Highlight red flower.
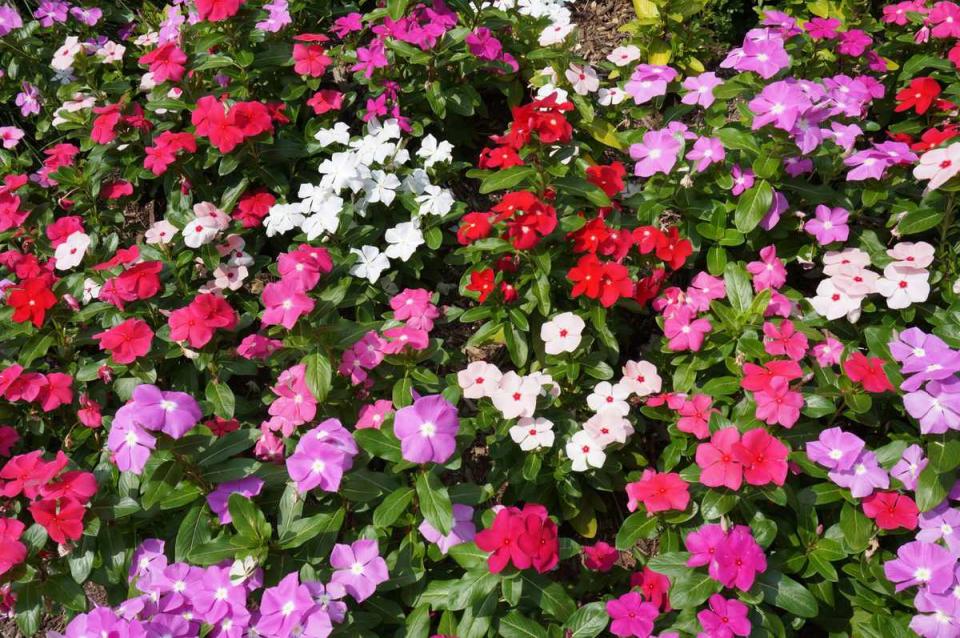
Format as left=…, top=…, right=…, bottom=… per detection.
left=40, top=471, right=97, bottom=505
left=138, top=43, right=187, bottom=83
left=99, top=261, right=163, bottom=310
left=568, top=254, right=633, bottom=307
left=36, top=372, right=73, bottom=412
left=466, top=269, right=495, bottom=302
left=195, top=0, right=244, bottom=22
left=583, top=541, right=618, bottom=572
left=625, top=469, right=690, bottom=513
left=46, top=216, right=84, bottom=248
left=568, top=218, right=610, bottom=254
left=586, top=162, right=627, bottom=197
left=169, top=294, right=238, bottom=348
left=634, top=268, right=666, bottom=306
left=731, top=429, right=788, bottom=486
left=862, top=492, right=918, bottom=530
left=910, top=126, right=960, bottom=152
left=655, top=226, right=693, bottom=270
left=306, top=90, right=344, bottom=115
left=499, top=281, right=518, bottom=303
left=843, top=352, right=894, bottom=393
left=632, top=226, right=665, bottom=255
left=234, top=189, right=276, bottom=228
left=0, top=450, right=69, bottom=499
left=457, top=212, right=492, bottom=245
left=632, top=567, right=671, bottom=611
left=516, top=506, right=560, bottom=573
left=475, top=504, right=558, bottom=574
left=29, top=497, right=85, bottom=545
left=206, top=416, right=241, bottom=436
left=101, top=180, right=134, bottom=200
left=0, top=518, right=25, bottom=576
left=478, top=146, right=524, bottom=170
left=94, top=318, right=155, bottom=365
left=90, top=103, right=123, bottom=144
left=7, top=278, right=56, bottom=327
left=895, top=77, right=942, bottom=115
left=293, top=43, right=331, bottom=77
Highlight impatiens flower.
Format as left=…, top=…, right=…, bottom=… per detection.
left=891, top=444, right=927, bottom=491
left=676, top=394, right=714, bottom=439
left=419, top=504, right=476, bottom=554
left=746, top=245, right=787, bottom=291
left=753, top=377, right=803, bottom=428
left=730, top=164, right=755, bottom=196
left=625, top=469, right=690, bottom=513
left=29, top=497, right=85, bottom=544
left=686, top=136, right=725, bottom=172
left=7, top=278, right=56, bottom=328
left=255, top=573, right=314, bottom=637
left=904, top=383, right=960, bottom=434
left=94, top=319, right=154, bottom=365
left=583, top=541, right=618, bottom=572
left=806, top=427, right=866, bottom=471
left=607, top=45, right=640, bottom=66
left=813, top=336, right=844, bottom=367
left=844, top=352, right=894, bottom=393
left=457, top=361, right=502, bottom=399
left=896, top=77, right=942, bottom=114
left=349, top=245, right=390, bottom=284
left=107, top=420, right=155, bottom=474
left=884, top=540, right=956, bottom=593
left=888, top=241, right=936, bottom=268
left=876, top=263, right=930, bottom=309
left=863, top=491, right=919, bottom=530
left=117, top=384, right=203, bottom=439
left=698, top=595, right=751, bottom=637
left=566, top=430, right=606, bottom=472
left=830, top=451, right=890, bottom=498
left=565, top=64, right=599, bottom=94
left=491, top=371, right=540, bottom=419
left=286, top=419, right=357, bottom=493
left=261, top=280, right=315, bottom=329
left=195, top=0, right=244, bottom=22
left=606, top=592, right=659, bottom=638
left=710, top=525, right=767, bottom=590
left=475, top=504, right=558, bottom=574
left=696, top=428, right=743, bottom=490
left=587, top=381, right=631, bottom=416
left=624, top=64, right=677, bottom=104
left=0, top=518, right=25, bottom=576
left=685, top=523, right=727, bottom=567
left=540, top=312, right=585, bottom=355
left=620, top=360, right=661, bottom=397
left=804, top=205, right=850, bottom=245
left=393, top=394, right=459, bottom=464
left=509, top=417, right=555, bottom=451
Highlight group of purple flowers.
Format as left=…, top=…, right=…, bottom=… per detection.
left=895, top=327, right=960, bottom=433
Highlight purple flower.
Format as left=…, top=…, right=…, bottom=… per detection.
left=685, top=136, right=725, bottom=172
left=107, top=420, right=156, bottom=474
left=305, top=581, right=348, bottom=623
left=749, top=80, right=810, bottom=131
left=845, top=141, right=917, bottom=181
left=892, top=444, right=928, bottom=492
left=189, top=566, right=246, bottom=623
left=904, top=383, right=960, bottom=434
left=805, top=17, right=841, bottom=40
left=806, top=427, right=865, bottom=471
left=61, top=608, right=126, bottom=638
left=890, top=328, right=960, bottom=391
left=286, top=435, right=351, bottom=494
left=15, top=82, right=40, bottom=117
left=256, top=0, right=292, bottom=32
left=829, top=450, right=889, bottom=498
left=70, top=6, right=101, bottom=26
left=33, top=0, right=68, bottom=27
left=393, top=394, right=459, bottom=464
left=826, top=123, right=862, bottom=152
left=0, top=5, right=22, bottom=36
left=419, top=504, right=476, bottom=554
left=884, top=540, right=956, bottom=593
left=331, top=12, right=363, bottom=38
left=681, top=72, right=723, bottom=108
left=784, top=156, right=814, bottom=176
left=352, top=40, right=388, bottom=78
left=730, top=165, right=755, bottom=196
left=255, top=573, right=314, bottom=636
left=329, top=539, right=389, bottom=602
left=804, top=205, right=850, bottom=245
left=733, top=36, right=790, bottom=79
left=624, top=64, right=677, bottom=104
left=918, top=506, right=960, bottom=554
left=630, top=129, right=681, bottom=178
left=759, top=190, right=788, bottom=231
left=130, top=538, right=167, bottom=582
left=120, top=384, right=203, bottom=439
left=207, top=477, right=265, bottom=524
left=837, top=29, right=872, bottom=56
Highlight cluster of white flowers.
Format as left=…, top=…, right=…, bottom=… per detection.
left=564, top=360, right=661, bottom=472
left=808, top=242, right=933, bottom=322
left=264, top=119, right=455, bottom=284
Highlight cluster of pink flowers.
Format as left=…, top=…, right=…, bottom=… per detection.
left=339, top=288, right=440, bottom=386
left=261, top=244, right=332, bottom=329
left=0, top=363, right=73, bottom=413
left=656, top=272, right=725, bottom=352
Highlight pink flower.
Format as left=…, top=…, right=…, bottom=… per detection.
left=710, top=525, right=767, bottom=590
left=277, top=245, right=332, bottom=291
left=237, top=334, right=283, bottom=360
left=812, top=336, right=843, bottom=367
left=94, top=318, right=154, bottom=365
left=381, top=326, right=429, bottom=354
left=629, top=129, right=681, bottom=177
left=356, top=400, right=393, bottom=430
left=626, top=469, right=690, bottom=513
left=698, top=595, right=751, bottom=637
left=753, top=377, right=803, bottom=428
left=762, top=319, right=808, bottom=361
left=686, top=136, right=725, bottom=172
left=681, top=72, right=723, bottom=108
left=732, top=429, right=788, bottom=486
left=676, top=394, right=714, bottom=439
left=746, top=245, right=787, bottom=291
left=583, top=541, right=618, bottom=572
left=696, top=428, right=743, bottom=490
left=606, top=591, right=659, bottom=638
left=663, top=307, right=711, bottom=352
left=269, top=364, right=317, bottom=427
left=390, top=288, right=439, bottom=331
left=261, top=281, right=315, bottom=329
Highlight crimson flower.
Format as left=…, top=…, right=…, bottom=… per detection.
left=895, top=77, right=941, bottom=115
left=29, top=497, right=85, bottom=544
left=7, top=277, right=56, bottom=327
left=843, top=352, right=894, bottom=393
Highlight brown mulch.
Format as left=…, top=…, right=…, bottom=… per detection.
left=573, top=0, right=636, bottom=63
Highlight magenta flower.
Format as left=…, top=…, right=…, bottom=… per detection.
left=207, top=477, right=265, bottom=524
left=394, top=394, right=459, bottom=464
left=269, top=364, right=317, bottom=427
left=884, top=540, right=956, bottom=593
left=15, top=82, right=40, bottom=117
left=465, top=27, right=502, bottom=60
left=107, top=420, right=156, bottom=474
left=255, top=573, right=315, bottom=636
left=759, top=190, right=789, bottom=231
left=837, top=29, right=872, bottom=56
left=749, top=80, right=810, bottom=131
left=34, top=0, right=68, bottom=26
left=605, top=591, right=659, bottom=638
left=331, top=12, right=363, bottom=38
left=805, top=17, right=840, bottom=40
left=419, top=504, right=476, bottom=554
left=329, top=539, right=389, bottom=602
left=763, top=319, right=808, bottom=360
left=286, top=421, right=357, bottom=495
left=746, top=245, right=787, bottom=292
left=381, top=326, right=429, bottom=354
left=805, top=205, right=850, bottom=245
left=664, top=307, right=711, bottom=352
left=710, top=525, right=767, bottom=591
left=829, top=451, right=889, bottom=497
left=391, top=288, right=439, bottom=330
left=629, top=129, right=681, bottom=177
left=754, top=377, right=803, bottom=428
left=844, top=142, right=917, bottom=181
left=686, top=523, right=727, bottom=567
left=686, top=136, right=725, bottom=172
left=117, top=384, right=203, bottom=439
left=0, top=5, right=22, bottom=36
left=262, top=280, right=315, bottom=329
left=356, top=400, right=394, bottom=429
left=806, top=427, right=865, bottom=471
left=681, top=72, right=723, bottom=108
left=352, top=41, right=389, bottom=78
left=698, top=594, right=751, bottom=637
left=189, top=565, right=246, bottom=623
left=730, top=164, right=755, bottom=196
left=736, top=37, right=790, bottom=79
left=624, top=64, right=677, bottom=104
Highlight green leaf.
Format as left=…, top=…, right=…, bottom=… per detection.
left=406, top=604, right=431, bottom=638
left=723, top=262, right=753, bottom=313
left=563, top=602, right=608, bottom=638
left=553, top=175, right=611, bottom=207
left=499, top=611, right=548, bottom=638
left=228, top=493, right=270, bottom=542
left=205, top=381, right=235, bottom=419
left=141, top=460, right=184, bottom=510
left=416, top=471, right=453, bottom=535
left=839, top=503, right=873, bottom=552
left=917, top=463, right=954, bottom=512
left=669, top=570, right=720, bottom=609
left=303, top=351, right=332, bottom=402
left=734, top=180, right=773, bottom=233
left=196, top=428, right=260, bottom=467
left=354, top=426, right=403, bottom=463
left=521, top=573, right=576, bottom=621
left=373, top=487, right=415, bottom=528
left=278, top=508, right=344, bottom=550
left=479, top=166, right=536, bottom=194
left=898, top=208, right=943, bottom=235
left=615, top=511, right=659, bottom=550
left=44, top=575, right=85, bottom=612
left=645, top=551, right=693, bottom=579
left=175, top=505, right=212, bottom=561
left=757, top=569, right=820, bottom=618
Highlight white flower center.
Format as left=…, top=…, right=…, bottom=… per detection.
left=420, top=421, right=436, bottom=437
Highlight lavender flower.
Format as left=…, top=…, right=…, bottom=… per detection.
left=207, top=477, right=265, bottom=524
left=393, top=394, right=459, bottom=464
left=15, top=82, right=40, bottom=117
left=419, top=504, right=476, bottom=554
left=884, top=540, right=956, bottom=593
left=329, top=539, right=389, bottom=602
left=828, top=450, right=889, bottom=497
left=0, top=5, right=22, bottom=36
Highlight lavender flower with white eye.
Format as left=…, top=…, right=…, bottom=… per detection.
left=34, top=0, right=68, bottom=26
left=257, top=0, right=292, bottom=32
left=891, top=444, right=927, bottom=492
left=70, top=6, right=101, bottom=25
left=15, top=83, right=40, bottom=117
left=419, top=504, right=476, bottom=554
left=0, top=5, right=22, bottom=36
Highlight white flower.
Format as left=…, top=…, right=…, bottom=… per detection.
left=607, top=45, right=641, bottom=67
left=416, top=185, right=455, bottom=216
left=52, top=36, right=82, bottom=71
left=822, top=248, right=871, bottom=276
left=364, top=170, right=401, bottom=206
left=887, top=241, right=936, bottom=269
left=97, top=41, right=126, bottom=63
left=384, top=219, right=425, bottom=262
left=403, top=169, right=432, bottom=195
left=315, top=122, right=351, bottom=147
left=139, top=72, right=157, bottom=92
left=565, top=64, right=599, bottom=95
left=809, top=277, right=864, bottom=321
left=211, top=264, right=248, bottom=291
left=876, top=263, right=930, bottom=310
left=598, top=87, right=626, bottom=106
left=145, top=220, right=178, bottom=245
left=583, top=408, right=633, bottom=447
left=831, top=264, right=879, bottom=297
left=510, top=417, right=555, bottom=451
left=134, top=32, right=159, bottom=47
left=953, top=278, right=960, bottom=294
left=491, top=371, right=540, bottom=419
left=302, top=208, right=342, bottom=240
left=619, top=360, right=662, bottom=397
left=566, top=430, right=606, bottom=472
left=914, top=142, right=960, bottom=190
left=457, top=361, right=503, bottom=399
left=540, top=312, right=585, bottom=355
left=54, top=232, right=90, bottom=270
left=82, top=278, right=101, bottom=304
left=538, top=22, right=574, bottom=46
left=586, top=381, right=630, bottom=416
left=182, top=217, right=221, bottom=248
left=417, top=134, right=454, bottom=168
left=349, top=246, right=390, bottom=284
left=535, top=83, right=569, bottom=103
left=318, top=151, right=369, bottom=194
left=527, top=371, right=561, bottom=399
left=264, top=202, right=306, bottom=238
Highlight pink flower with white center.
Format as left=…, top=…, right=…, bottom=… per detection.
left=390, top=288, right=439, bottom=331
left=624, top=64, right=677, bottom=104
left=457, top=361, right=502, bottom=399
left=822, top=247, right=872, bottom=276
left=261, top=281, right=315, bottom=329
left=145, top=220, right=178, bottom=245
left=876, top=263, right=930, bottom=309
left=193, top=201, right=231, bottom=229
left=53, top=232, right=90, bottom=270
left=812, top=335, right=843, bottom=367
left=630, top=129, right=681, bottom=177
left=809, top=278, right=864, bottom=321
left=831, top=263, right=879, bottom=297
left=491, top=371, right=540, bottom=419
left=540, top=311, right=585, bottom=355
left=887, top=241, right=935, bottom=269
left=686, top=136, right=725, bottom=171
left=356, top=400, right=393, bottom=430
left=746, top=245, right=787, bottom=291
left=0, top=126, right=24, bottom=149
left=914, top=143, right=960, bottom=190
left=381, top=326, right=429, bottom=354
left=566, top=430, right=606, bottom=472
left=619, top=360, right=662, bottom=397
left=664, top=306, right=712, bottom=352
left=681, top=72, right=723, bottom=108
left=606, top=45, right=640, bottom=66
left=565, top=63, right=599, bottom=95
left=584, top=407, right=632, bottom=446
left=269, top=364, right=317, bottom=426
left=354, top=331, right=386, bottom=369
left=509, top=417, right=555, bottom=451
left=586, top=381, right=630, bottom=416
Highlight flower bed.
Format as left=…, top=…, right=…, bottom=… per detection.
left=0, top=0, right=959, bottom=637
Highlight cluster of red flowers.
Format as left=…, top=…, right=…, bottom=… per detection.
left=478, top=94, right=574, bottom=169
left=144, top=131, right=198, bottom=176
left=474, top=503, right=559, bottom=574
left=168, top=293, right=238, bottom=349
left=91, top=102, right=153, bottom=145
left=192, top=96, right=276, bottom=154
left=233, top=188, right=277, bottom=228
left=0, top=450, right=96, bottom=575
left=0, top=364, right=72, bottom=413
left=99, top=259, right=164, bottom=311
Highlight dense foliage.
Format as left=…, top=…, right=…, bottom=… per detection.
left=2, top=0, right=960, bottom=637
